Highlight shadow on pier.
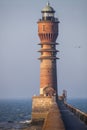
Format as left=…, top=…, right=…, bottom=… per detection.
left=58, top=100, right=87, bottom=130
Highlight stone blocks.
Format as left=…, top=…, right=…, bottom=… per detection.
left=32, top=96, right=54, bottom=122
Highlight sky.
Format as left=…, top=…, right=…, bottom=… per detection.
left=0, top=0, right=87, bottom=99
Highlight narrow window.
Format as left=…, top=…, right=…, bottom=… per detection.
left=43, top=25, right=46, bottom=31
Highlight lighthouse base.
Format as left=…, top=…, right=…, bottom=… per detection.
left=32, top=95, right=55, bottom=122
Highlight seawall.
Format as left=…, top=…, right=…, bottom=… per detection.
left=32, top=96, right=65, bottom=130
left=65, top=102, right=87, bottom=125
left=31, top=96, right=87, bottom=130
left=42, top=103, right=65, bottom=130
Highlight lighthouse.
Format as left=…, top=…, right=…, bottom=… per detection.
left=38, top=2, right=59, bottom=96
left=32, top=3, right=59, bottom=121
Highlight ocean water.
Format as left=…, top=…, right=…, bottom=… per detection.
left=0, top=99, right=32, bottom=122
left=67, top=98, right=87, bottom=113
left=0, top=98, right=87, bottom=123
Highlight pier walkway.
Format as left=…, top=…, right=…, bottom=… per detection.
left=59, top=101, right=87, bottom=130
left=42, top=103, right=65, bottom=130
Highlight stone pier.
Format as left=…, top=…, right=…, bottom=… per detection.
left=32, top=96, right=55, bottom=122
left=42, top=103, right=65, bottom=130
left=32, top=96, right=65, bottom=130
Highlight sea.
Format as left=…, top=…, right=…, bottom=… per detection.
left=0, top=98, right=87, bottom=129
left=0, top=99, right=32, bottom=129
left=67, top=98, right=87, bottom=114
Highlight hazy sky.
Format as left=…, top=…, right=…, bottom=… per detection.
left=0, top=0, right=87, bottom=99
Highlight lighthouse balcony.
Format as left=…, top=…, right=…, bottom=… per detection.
left=38, top=42, right=59, bottom=45
left=38, top=56, right=59, bottom=60
left=38, top=17, right=59, bottom=23
left=38, top=49, right=59, bottom=52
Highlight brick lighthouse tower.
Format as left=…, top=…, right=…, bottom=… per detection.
left=38, top=2, right=59, bottom=96
left=32, top=3, right=59, bottom=121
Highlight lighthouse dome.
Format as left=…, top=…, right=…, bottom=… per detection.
left=42, top=2, right=55, bottom=12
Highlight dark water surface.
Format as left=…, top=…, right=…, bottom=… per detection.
left=0, top=99, right=32, bottom=122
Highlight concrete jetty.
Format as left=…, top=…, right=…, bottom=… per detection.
left=58, top=100, right=87, bottom=130
left=32, top=96, right=87, bottom=130
left=42, top=103, right=65, bottom=130
left=65, top=102, right=87, bottom=125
